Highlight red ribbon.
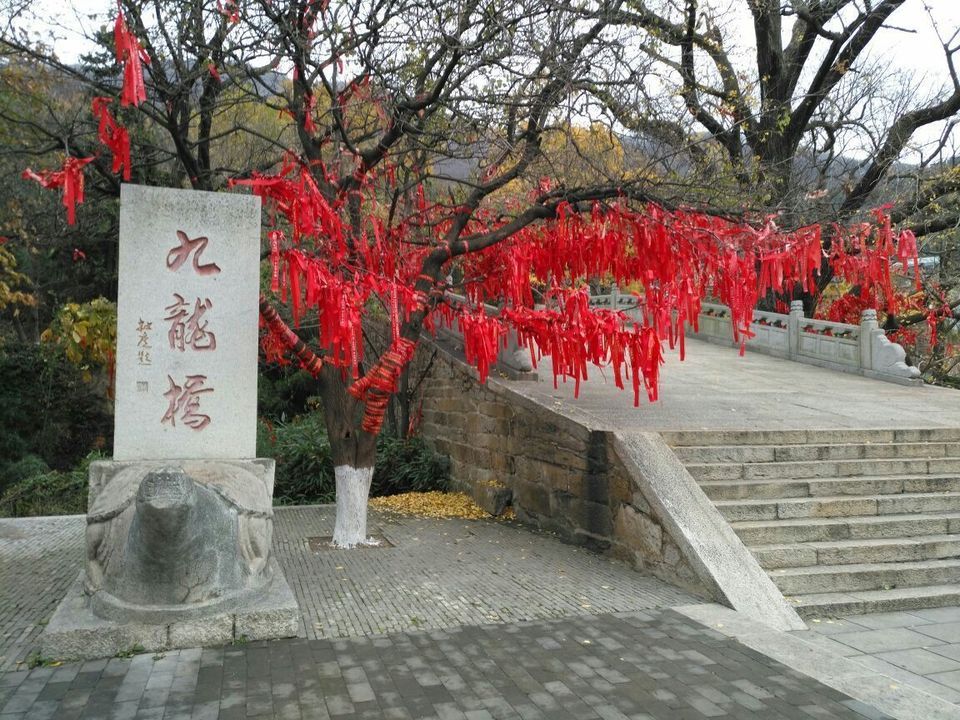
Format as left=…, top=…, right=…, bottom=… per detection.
left=22, top=156, right=95, bottom=225
left=115, top=8, right=150, bottom=107
left=91, top=97, right=131, bottom=180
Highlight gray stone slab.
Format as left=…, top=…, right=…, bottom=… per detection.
left=843, top=612, right=931, bottom=631
left=874, top=648, right=960, bottom=676
left=114, top=184, right=261, bottom=461
left=675, top=602, right=960, bottom=720
left=852, top=655, right=960, bottom=704
left=907, top=607, right=960, bottom=624
left=805, top=617, right=872, bottom=635
left=929, top=643, right=960, bottom=662
left=791, top=632, right=867, bottom=658
left=508, top=339, right=960, bottom=432
left=914, top=622, right=960, bottom=644
left=832, top=628, right=945, bottom=654
left=926, top=669, right=960, bottom=692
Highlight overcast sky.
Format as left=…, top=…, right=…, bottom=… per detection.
left=16, top=0, right=960, bottom=155
left=27, top=0, right=960, bottom=75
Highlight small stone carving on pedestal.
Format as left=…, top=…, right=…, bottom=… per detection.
left=42, top=185, right=301, bottom=660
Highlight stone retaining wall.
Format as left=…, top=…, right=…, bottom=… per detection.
left=416, top=340, right=708, bottom=598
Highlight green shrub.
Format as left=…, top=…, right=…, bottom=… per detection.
left=0, top=342, right=112, bottom=472
left=0, top=455, right=51, bottom=491
left=257, top=414, right=335, bottom=505
left=373, top=435, right=450, bottom=496
left=257, top=364, right=319, bottom=421
left=0, top=452, right=102, bottom=518
left=257, top=414, right=449, bottom=505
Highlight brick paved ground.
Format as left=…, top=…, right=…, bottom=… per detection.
left=0, top=610, right=892, bottom=720
left=273, top=506, right=695, bottom=639
left=0, top=508, right=905, bottom=718
left=1, top=507, right=694, bottom=670
left=0, top=516, right=84, bottom=672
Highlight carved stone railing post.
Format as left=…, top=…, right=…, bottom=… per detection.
left=788, top=300, right=804, bottom=359
left=860, top=308, right=921, bottom=382
left=501, top=328, right=534, bottom=374
left=860, top=308, right=878, bottom=369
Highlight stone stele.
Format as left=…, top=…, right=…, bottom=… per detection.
left=43, top=186, right=300, bottom=660
left=42, top=460, right=301, bottom=660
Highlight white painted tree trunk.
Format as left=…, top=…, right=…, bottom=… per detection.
left=332, top=465, right=374, bottom=548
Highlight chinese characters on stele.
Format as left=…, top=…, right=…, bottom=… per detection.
left=147, top=231, right=221, bottom=431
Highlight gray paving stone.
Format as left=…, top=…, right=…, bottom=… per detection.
left=905, top=607, right=960, bottom=624
left=929, top=643, right=960, bottom=662
left=839, top=612, right=930, bottom=631
left=833, top=655, right=960, bottom=704
left=926, top=669, right=960, bottom=692
left=0, top=509, right=907, bottom=720
left=914, top=621, right=960, bottom=644
left=874, top=648, right=960, bottom=675
left=831, top=627, right=944, bottom=654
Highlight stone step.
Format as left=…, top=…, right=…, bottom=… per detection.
left=769, top=558, right=960, bottom=595
left=790, top=585, right=960, bottom=618
left=673, top=441, right=960, bottom=464
left=714, top=492, right=960, bottom=522
left=699, top=474, right=960, bottom=501
left=750, top=534, right=960, bottom=569
left=732, top=512, right=960, bottom=545
left=663, top=428, right=960, bottom=447
left=687, top=457, right=960, bottom=481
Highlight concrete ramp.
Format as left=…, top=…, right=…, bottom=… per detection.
left=613, top=431, right=805, bottom=631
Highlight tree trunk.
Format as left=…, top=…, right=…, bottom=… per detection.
left=332, top=464, right=374, bottom=547
left=320, top=366, right=378, bottom=548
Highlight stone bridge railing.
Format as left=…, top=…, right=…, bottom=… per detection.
left=590, top=294, right=922, bottom=386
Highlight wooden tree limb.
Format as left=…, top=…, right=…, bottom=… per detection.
left=259, top=293, right=324, bottom=376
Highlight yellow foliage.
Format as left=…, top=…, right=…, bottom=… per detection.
left=540, top=123, right=625, bottom=185
left=369, top=491, right=515, bottom=520
left=41, top=298, right=117, bottom=384
left=488, top=122, right=627, bottom=204
left=0, top=244, right=33, bottom=312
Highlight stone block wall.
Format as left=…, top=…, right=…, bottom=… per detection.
left=417, top=341, right=709, bottom=599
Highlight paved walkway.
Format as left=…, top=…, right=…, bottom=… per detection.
left=0, top=508, right=694, bottom=672
left=1, top=507, right=912, bottom=719
left=511, top=338, right=960, bottom=431
left=804, top=608, right=960, bottom=705
left=0, top=611, right=889, bottom=720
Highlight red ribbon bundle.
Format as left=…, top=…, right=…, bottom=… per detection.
left=91, top=97, right=131, bottom=180
left=22, top=156, right=95, bottom=225
left=114, top=9, right=149, bottom=107
left=227, top=131, right=927, bottom=426
left=347, top=338, right=417, bottom=433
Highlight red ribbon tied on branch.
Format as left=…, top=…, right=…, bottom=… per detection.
left=115, top=8, right=149, bottom=107
left=22, top=156, right=95, bottom=225
left=91, top=97, right=131, bottom=180
left=897, top=229, right=921, bottom=290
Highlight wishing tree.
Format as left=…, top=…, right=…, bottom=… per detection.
left=18, top=0, right=928, bottom=546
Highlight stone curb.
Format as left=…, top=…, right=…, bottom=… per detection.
left=613, top=431, right=806, bottom=632
left=675, top=603, right=959, bottom=720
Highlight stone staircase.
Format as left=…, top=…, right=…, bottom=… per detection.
left=664, top=428, right=960, bottom=618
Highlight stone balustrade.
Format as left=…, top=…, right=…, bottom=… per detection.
left=590, top=293, right=921, bottom=386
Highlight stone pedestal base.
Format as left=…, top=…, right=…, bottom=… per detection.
left=41, top=558, right=301, bottom=661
